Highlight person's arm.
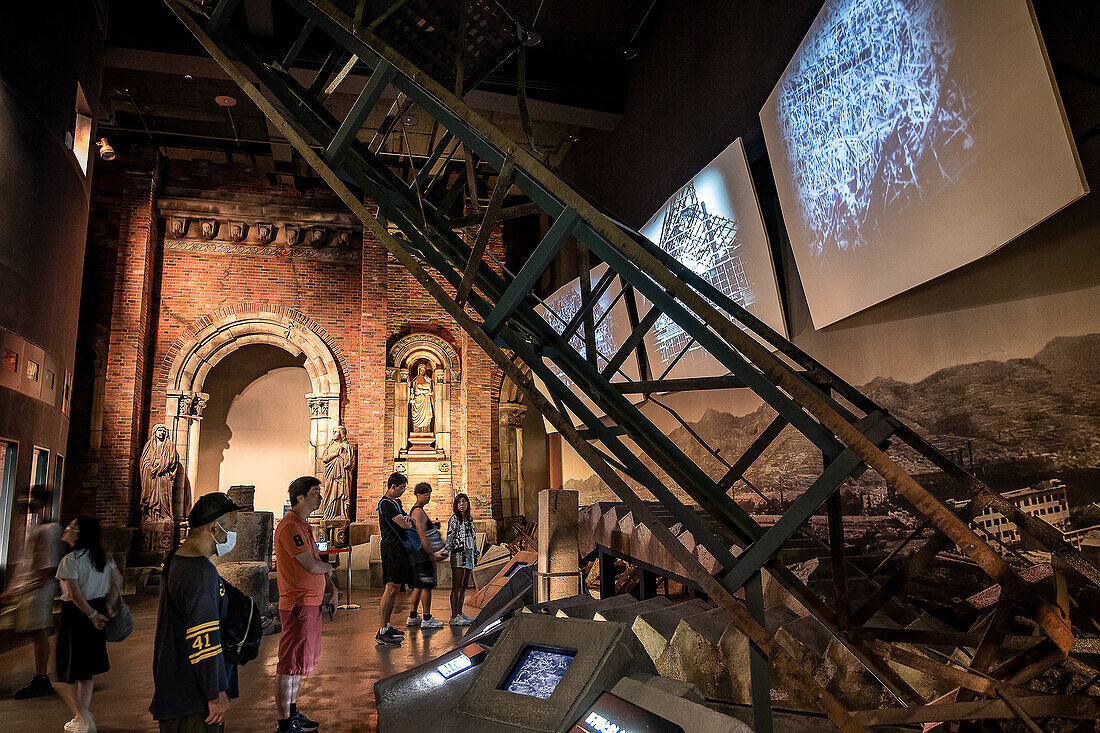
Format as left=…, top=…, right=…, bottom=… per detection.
left=60, top=578, right=108, bottom=629
left=412, top=508, right=443, bottom=561
left=294, top=550, right=334, bottom=576
left=380, top=498, right=413, bottom=529
left=443, top=515, right=459, bottom=554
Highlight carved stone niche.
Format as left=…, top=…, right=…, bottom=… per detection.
left=256, top=222, right=277, bottom=244
left=198, top=219, right=218, bottom=240
left=335, top=230, right=351, bottom=248
left=285, top=225, right=302, bottom=247
left=309, top=227, right=327, bottom=248
left=168, top=217, right=188, bottom=238
left=227, top=221, right=247, bottom=242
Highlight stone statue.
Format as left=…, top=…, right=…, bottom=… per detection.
left=410, top=364, right=434, bottom=433
left=140, top=424, right=179, bottom=523
left=321, top=425, right=356, bottom=520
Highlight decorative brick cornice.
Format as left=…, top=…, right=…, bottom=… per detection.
left=163, top=239, right=360, bottom=261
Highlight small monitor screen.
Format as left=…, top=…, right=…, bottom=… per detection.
left=501, top=645, right=577, bottom=699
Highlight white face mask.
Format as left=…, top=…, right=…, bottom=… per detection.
left=213, top=520, right=237, bottom=556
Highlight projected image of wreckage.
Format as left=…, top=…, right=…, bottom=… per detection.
left=777, top=0, right=975, bottom=256
left=652, top=182, right=755, bottom=367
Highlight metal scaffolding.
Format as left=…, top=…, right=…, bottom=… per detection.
left=165, top=2, right=1100, bottom=730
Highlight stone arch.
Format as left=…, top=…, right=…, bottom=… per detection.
left=388, top=332, right=460, bottom=382
left=159, top=304, right=345, bottom=500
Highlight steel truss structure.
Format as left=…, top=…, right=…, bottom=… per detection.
left=167, top=2, right=1100, bottom=730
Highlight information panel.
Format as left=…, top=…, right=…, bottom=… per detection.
left=638, top=138, right=786, bottom=381
left=761, top=0, right=1087, bottom=328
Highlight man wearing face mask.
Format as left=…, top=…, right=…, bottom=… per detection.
left=151, top=492, right=241, bottom=732
left=273, top=476, right=337, bottom=733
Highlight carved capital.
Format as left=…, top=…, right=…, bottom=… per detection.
left=500, top=402, right=527, bottom=427
left=309, top=227, right=327, bottom=248
left=167, top=217, right=188, bottom=238
left=308, top=396, right=330, bottom=417
left=227, top=221, right=247, bottom=242
left=285, top=225, right=302, bottom=247
left=385, top=367, right=399, bottom=381
left=256, top=222, right=277, bottom=244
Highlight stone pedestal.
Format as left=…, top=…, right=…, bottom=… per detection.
left=216, top=561, right=269, bottom=614
left=226, top=485, right=256, bottom=512
left=138, top=520, right=176, bottom=565
left=537, top=489, right=580, bottom=602
left=323, top=518, right=349, bottom=548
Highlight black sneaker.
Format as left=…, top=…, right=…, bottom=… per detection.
left=375, top=628, right=403, bottom=645
left=13, top=675, right=55, bottom=699
left=274, top=720, right=305, bottom=733
left=293, top=711, right=319, bottom=732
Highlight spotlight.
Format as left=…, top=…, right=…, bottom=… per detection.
left=616, top=45, right=639, bottom=61
left=520, top=29, right=541, bottom=47
left=214, top=95, right=237, bottom=108
left=97, top=138, right=116, bottom=161
left=563, top=132, right=580, bottom=143
left=401, top=114, right=418, bottom=127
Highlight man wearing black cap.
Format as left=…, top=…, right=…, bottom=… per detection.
left=150, top=493, right=240, bottom=732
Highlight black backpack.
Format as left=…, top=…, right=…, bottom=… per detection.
left=219, top=579, right=261, bottom=666
left=163, top=553, right=262, bottom=667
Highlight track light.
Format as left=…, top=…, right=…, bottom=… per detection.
left=97, top=138, right=115, bottom=161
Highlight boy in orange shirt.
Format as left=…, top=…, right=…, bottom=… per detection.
left=273, top=476, right=338, bottom=733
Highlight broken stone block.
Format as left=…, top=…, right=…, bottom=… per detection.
left=657, top=608, right=734, bottom=701
left=632, top=598, right=712, bottom=665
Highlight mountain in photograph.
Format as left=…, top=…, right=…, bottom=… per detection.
left=565, top=333, right=1100, bottom=510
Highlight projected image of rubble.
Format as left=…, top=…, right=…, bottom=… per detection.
left=652, top=182, right=755, bottom=367
left=543, top=278, right=619, bottom=382
left=502, top=647, right=575, bottom=699
left=777, top=0, right=976, bottom=256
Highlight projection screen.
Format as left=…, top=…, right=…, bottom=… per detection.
left=533, top=263, right=642, bottom=421
left=638, top=137, right=787, bottom=381
left=760, top=0, right=1087, bottom=328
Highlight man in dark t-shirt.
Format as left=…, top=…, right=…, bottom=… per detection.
left=375, top=472, right=413, bottom=645
left=151, top=493, right=241, bottom=732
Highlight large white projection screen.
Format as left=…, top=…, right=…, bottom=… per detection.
left=639, top=138, right=787, bottom=381
left=761, top=0, right=1087, bottom=328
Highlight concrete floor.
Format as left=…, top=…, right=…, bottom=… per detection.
left=0, top=590, right=467, bottom=733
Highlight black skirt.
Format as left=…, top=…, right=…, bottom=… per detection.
left=56, top=597, right=110, bottom=683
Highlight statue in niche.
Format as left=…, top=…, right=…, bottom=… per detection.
left=321, top=425, right=356, bottom=520
left=410, top=363, right=435, bottom=433
left=140, top=424, right=179, bottom=523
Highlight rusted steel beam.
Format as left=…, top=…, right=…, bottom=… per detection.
left=448, top=202, right=543, bottom=228
left=853, top=695, right=1100, bottom=725
left=613, top=375, right=748, bottom=394
left=868, top=641, right=1034, bottom=698
left=827, top=492, right=851, bottom=630
left=719, top=414, right=788, bottom=491
left=456, top=156, right=513, bottom=306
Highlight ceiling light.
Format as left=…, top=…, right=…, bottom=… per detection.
left=183, top=74, right=193, bottom=80
left=97, top=138, right=116, bottom=161
left=564, top=132, right=580, bottom=143
left=520, top=29, right=541, bottom=47
left=215, top=95, right=237, bottom=108
left=616, top=45, right=639, bottom=61
left=401, top=114, right=418, bottom=126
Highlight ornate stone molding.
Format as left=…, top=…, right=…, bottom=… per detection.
left=388, top=332, right=460, bottom=375
left=308, top=395, right=330, bottom=417
left=163, top=240, right=360, bottom=261
left=499, top=402, right=527, bottom=427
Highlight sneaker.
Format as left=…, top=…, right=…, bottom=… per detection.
left=405, top=614, right=422, bottom=627
left=274, top=720, right=305, bottom=733
left=13, top=674, right=55, bottom=699
left=375, top=628, right=403, bottom=646
left=292, top=711, right=319, bottom=732
left=459, top=612, right=475, bottom=623
left=449, top=615, right=472, bottom=626
left=63, top=718, right=85, bottom=733
left=421, top=616, right=444, bottom=629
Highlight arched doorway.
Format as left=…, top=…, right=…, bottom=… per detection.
left=161, top=305, right=344, bottom=516
left=196, top=345, right=311, bottom=515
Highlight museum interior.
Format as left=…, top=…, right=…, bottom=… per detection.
left=1, top=0, right=1099, bottom=731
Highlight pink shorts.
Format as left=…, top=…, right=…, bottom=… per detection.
left=276, top=605, right=322, bottom=675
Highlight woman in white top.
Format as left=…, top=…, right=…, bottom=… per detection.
left=55, top=516, right=120, bottom=733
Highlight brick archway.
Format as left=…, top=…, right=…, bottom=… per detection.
left=160, top=304, right=345, bottom=499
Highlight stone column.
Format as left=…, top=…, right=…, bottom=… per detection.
left=547, top=432, right=563, bottom=490
left=537, top=488, right=579, bottom=602
left=165, top=390, right=207, bottom=518
left=307, top=393, right=340, bottom=471
left=392, top=368, right=409, bottom=458
left=499, top=403, right=526, bottom=519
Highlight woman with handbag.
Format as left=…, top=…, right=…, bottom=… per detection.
left=445, top=493, right=479, bottom=626
left=54, top=516, right=121, bottom=733
left=405, top=482, right=446, bottom=630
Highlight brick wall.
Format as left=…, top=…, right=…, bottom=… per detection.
left=83, top=153, right=504, bottom=530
